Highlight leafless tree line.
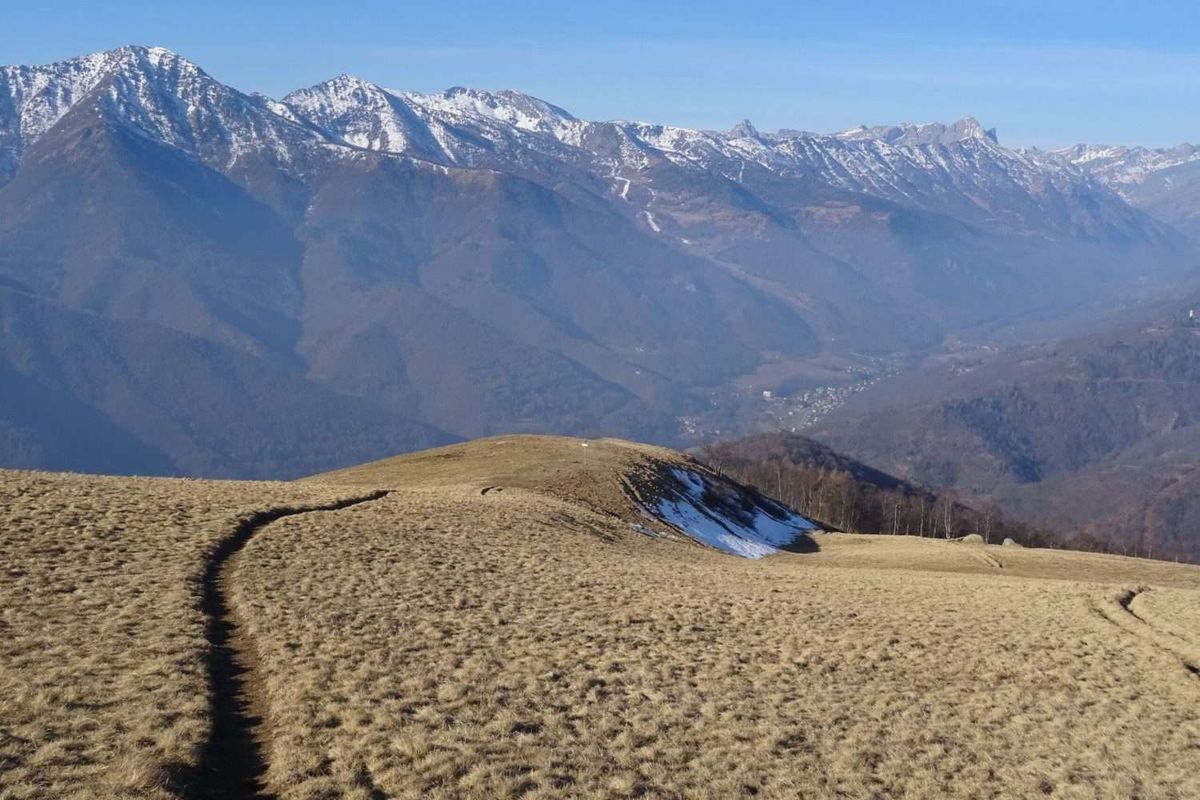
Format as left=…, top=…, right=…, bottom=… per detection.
left=699, top=440, right=1197, bottom=562
left=701, top=449, right=1073, bottom=548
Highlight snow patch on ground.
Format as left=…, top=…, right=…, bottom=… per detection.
left=649, top=468, right=817, bottom=559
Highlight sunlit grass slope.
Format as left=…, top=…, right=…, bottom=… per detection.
left=3, top=435, right=1199, bottom=799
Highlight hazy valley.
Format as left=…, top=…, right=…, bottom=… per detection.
left=0, top=47, right=1196, bottom=461
left=811, top=295, right=1200, bottom=561
left=3, top=44, right=1199, bottom=557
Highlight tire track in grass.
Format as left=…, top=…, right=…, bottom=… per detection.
left=1093, top=586, right=1200, bottom=681
left=969, top=549, right=1004, bottom=569
left=1127, top=591, right=1199, bottom=646
left=184, top=490, right=389, bottom=800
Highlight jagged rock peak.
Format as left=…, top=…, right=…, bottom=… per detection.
left=726, top=119, right=761, bottom=140
left=836, top=116, right=999, bottom=146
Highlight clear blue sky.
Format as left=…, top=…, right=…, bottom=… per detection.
left=5, top=1, right=1198, bottom=148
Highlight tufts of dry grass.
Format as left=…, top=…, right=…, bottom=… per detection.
left=4, top=435, right=1200, bottom=799
left=0, top=470, right=360, bottom=800
left=227, top=437, right=1200, bottom=799
left=799, top=530, right=1200, bottom=587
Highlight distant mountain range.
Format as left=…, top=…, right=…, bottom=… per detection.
left=1049, top=143, right=1200, bottom=238
left=1, top=45, right=1198, bottom=477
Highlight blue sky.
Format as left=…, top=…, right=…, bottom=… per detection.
left=5, top=1, right=1198, bottom=148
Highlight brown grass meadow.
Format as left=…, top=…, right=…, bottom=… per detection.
left=4, top=435, right=1200, bottom=799
left=0, top=470, right=370, bottom=799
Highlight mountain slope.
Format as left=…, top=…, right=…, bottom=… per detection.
left=695, top=431, right=1071, bottom=547
left=0, top=288, right=448, bottom=477
left=813, top=301, right=1200, bottom=560
left=1052, top=143, right=1200, bottom=238
left=0, top=101, right=306, bottom=359
left=1, top=46, right=1198, bottom=477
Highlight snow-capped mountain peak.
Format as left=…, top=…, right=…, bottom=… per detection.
left=0, top=45, right=321, bottom=172
left=725, top=119, right=762, bottom=140
left=1, top=45, right=180, bottom=149
left=286, top=73, right=393, bottom=114
left=398, top=86, right=577, bottom=135
left=283, top=74, right=428, bottom=153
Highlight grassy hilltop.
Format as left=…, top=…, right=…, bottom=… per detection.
left=3, top=435, right=1199, bottom=799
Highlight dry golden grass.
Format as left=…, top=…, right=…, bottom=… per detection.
left=4, top=435, right=1200, bottom=799
left=0, top=470, right=363, bottom=799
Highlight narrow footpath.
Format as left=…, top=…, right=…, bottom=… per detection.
left=184, top=491, right=388, bottom=800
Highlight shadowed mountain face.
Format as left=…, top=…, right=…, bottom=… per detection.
left=813, top=298, right=1200, bottom=561
left=1, top=45, right=1198, bottom=477
left=0, top=288, right=448, bottom=477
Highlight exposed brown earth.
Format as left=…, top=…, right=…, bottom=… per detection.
left=187, top=493, right=390, bottom=800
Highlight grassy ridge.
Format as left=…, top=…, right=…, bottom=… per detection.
left=3, top=436, right=1200, bottom=798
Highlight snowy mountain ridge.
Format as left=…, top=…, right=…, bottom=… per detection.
left=1052, top=142, right=1200, bottom=186
left=0, top=45, right=326, bottom=177
left=1038, top=142, right=1200, bottom=238
left=0, top=45, right=1111, bottom=220
left=0, top=45, right=1188, bottom=244
left=830, top=116, right=998, bottom=146
left=273, top=74, right=1144, bottom=232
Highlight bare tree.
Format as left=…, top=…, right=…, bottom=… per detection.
left=981, top=501, right=1001, bottom=544
left=935, top=491, right=958, bottom=538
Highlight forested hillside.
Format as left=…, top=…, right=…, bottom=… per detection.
left=696, top=433, right=1095, bottom=550
left=814, top=307, right=1200, bottom=562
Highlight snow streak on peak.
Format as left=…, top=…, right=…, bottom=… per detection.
left=399, top=86, right=577, bottom=135
left=1052, top=142, right=1200, bottom=186
left=0, top=45, right=321, bottom=170
left=833, top=116, right=998, bottom=147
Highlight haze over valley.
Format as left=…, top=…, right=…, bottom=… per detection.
left=2, top=46, right=1199, bottom=557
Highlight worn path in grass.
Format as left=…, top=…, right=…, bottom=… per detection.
left=8, top=439, right=1200, bottom=799
left=185, top=491, right=389, bottom=800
